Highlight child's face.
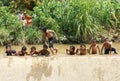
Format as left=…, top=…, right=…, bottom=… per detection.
left=22, top=50, right=26, bottom=53
left=31, top=49, right=35, bottom=51
left=92, top=41, right=96, bottom=45
left=70, top=47, right=74, bottom=51
left=6, top=47, right=11, bottom=51
left=80, top=45, right=85, bottom=49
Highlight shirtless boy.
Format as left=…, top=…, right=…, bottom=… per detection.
left=17, top=46, right=28, bottom=56
left=30, top=46, right=38, bottom=55
left=5, top=45, right=16, bottom=56
left=40, top=26, right=58, bottom=55
left=89, top=40, right=100, bottom=54
left=38, top=44, right=50, bottom=56
left=66, top=45, right=76, bottom=55
left=101, top=38, right=117, bottom=54
left=76, top=44, right=88, bottom=55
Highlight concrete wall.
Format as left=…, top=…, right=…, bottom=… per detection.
left=0, top=55, right=120, bottom=81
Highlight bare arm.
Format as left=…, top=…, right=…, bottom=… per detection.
left=66, top=49, right=69, bottom=54
left=97, top=46, right=101, bottom=54
left=101, top=44, right=105, bottom=54
left=42, top=34, right=48, bottom=45
left=76, top=49, right=80, bottom=55
left=109, top=44, right=112, bottom=54
left=89, top=45, right=92, bottom=54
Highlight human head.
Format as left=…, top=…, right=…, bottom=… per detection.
left=31, top=46, right=36, bottom=51
left=6, top=45, right=11, bottom=51
left=70, top=45, right=75, bottom=51
left=21, top=46, right=27, bottom=52
left=104, top=38, right=109, bottom=42
left=40, top=26, right=47, bottom=33
left=43, top=44, right=48, bottom=49
left=80, top=43, right=86, bottom=49
left=92, top=39, right=97, bottom=44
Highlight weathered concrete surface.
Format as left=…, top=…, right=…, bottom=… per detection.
left=0, top=55, right=120, bottom=81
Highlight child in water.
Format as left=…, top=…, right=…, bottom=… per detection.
left=76, top=44, right=88, bottom=55
left=89, top=40, right=100, bottom=54
left=5, top=45, right=16, bottom=56
left=38, top=44, right=50, bottom=56
left=17, top=46, right=28, bottom=56
left=66, top=45, right=76, bottom=55
left=29, top=46, right=38, bottom=55
left=101, top=38, right=118, bottom=54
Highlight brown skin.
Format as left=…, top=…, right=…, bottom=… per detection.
left=39, top=49, right=50, bottom=56
left=66, top=47, right=75, bottom=55
left=76, top=46, right=88, bottom=55
left=30, top=50, right=38, bottom=55
left=17, top=50, right=28, bottom=56
left=6, top=47, right=17, bottom=56
left=101, top=40, right=111, bottom=54
left=89, top=42, right=100, bottom=54
left=41, top=29, right=58, bottom=55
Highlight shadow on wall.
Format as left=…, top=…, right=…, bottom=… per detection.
left=26, top=58, right=52, bottom=81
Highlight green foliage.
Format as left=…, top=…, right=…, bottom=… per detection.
left=0, top=6, right=22, bottom=45
left=0, top=6, right=42, bottom=45
left=33, top=0, right=120, bottom=43
left=0, top=0, right=120, bottom=45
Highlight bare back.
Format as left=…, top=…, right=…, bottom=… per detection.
left=43, top=30, right=55, bottom=39
left=103, top=42, right=111, bottom=49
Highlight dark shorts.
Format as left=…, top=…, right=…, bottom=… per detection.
left=104, top=48, right=117, bottom=54
left=104, top=49, right=110, bottom=54
left=48, top=37, right=55, bottom=48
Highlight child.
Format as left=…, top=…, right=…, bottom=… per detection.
left=101, top=38, right=118, bottom=54
left=29, top=46, right=38, bottom=55
left=40, top=26, right=58, bottom=55
left=17, top=46, right=28, bottom=56
left=89, top=40, right=100, bottom=54
left=66, top=45, right=76, bottom=55
left=38, top=44, right=50, bottom=56
left=5, top=45, right=16, bottom=56
left=76, top=44, right=88, bottom=55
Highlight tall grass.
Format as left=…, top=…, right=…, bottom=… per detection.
left=0, top=0, right=120, bottom=45
left=33, top=0, right=120, bottom=43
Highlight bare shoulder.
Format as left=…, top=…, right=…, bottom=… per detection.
left=47, top=29, right=55, bottom=33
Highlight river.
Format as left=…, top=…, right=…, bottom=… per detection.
left=0, top=43, right=120, bottom=55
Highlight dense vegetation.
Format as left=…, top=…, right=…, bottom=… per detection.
left=0, top=0, right=120, bottom=45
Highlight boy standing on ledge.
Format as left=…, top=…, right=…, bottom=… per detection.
left=40, top=26, right=58, bottom=55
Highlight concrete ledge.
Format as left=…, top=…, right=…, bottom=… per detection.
left=0, top=55, right=120, bottom=81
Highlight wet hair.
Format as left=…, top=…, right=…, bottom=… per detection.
left=11, top=50, right=16, bottom=53
left=80, top=43, right=86, bottom=48
left=31, top=46, right=36, bottom=50
left=6, top=44, right=11, bottom=49
left=104, top=38, right=109, bottom=42
left=92, top=40, right=97, bottom=43
left=40, top=26, right=47, bottom=32
left=22, top=46, right=27, bottom=51
left=70, top=45, right=75, bottom=51
left=43, top=44, right=48, bottom=49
